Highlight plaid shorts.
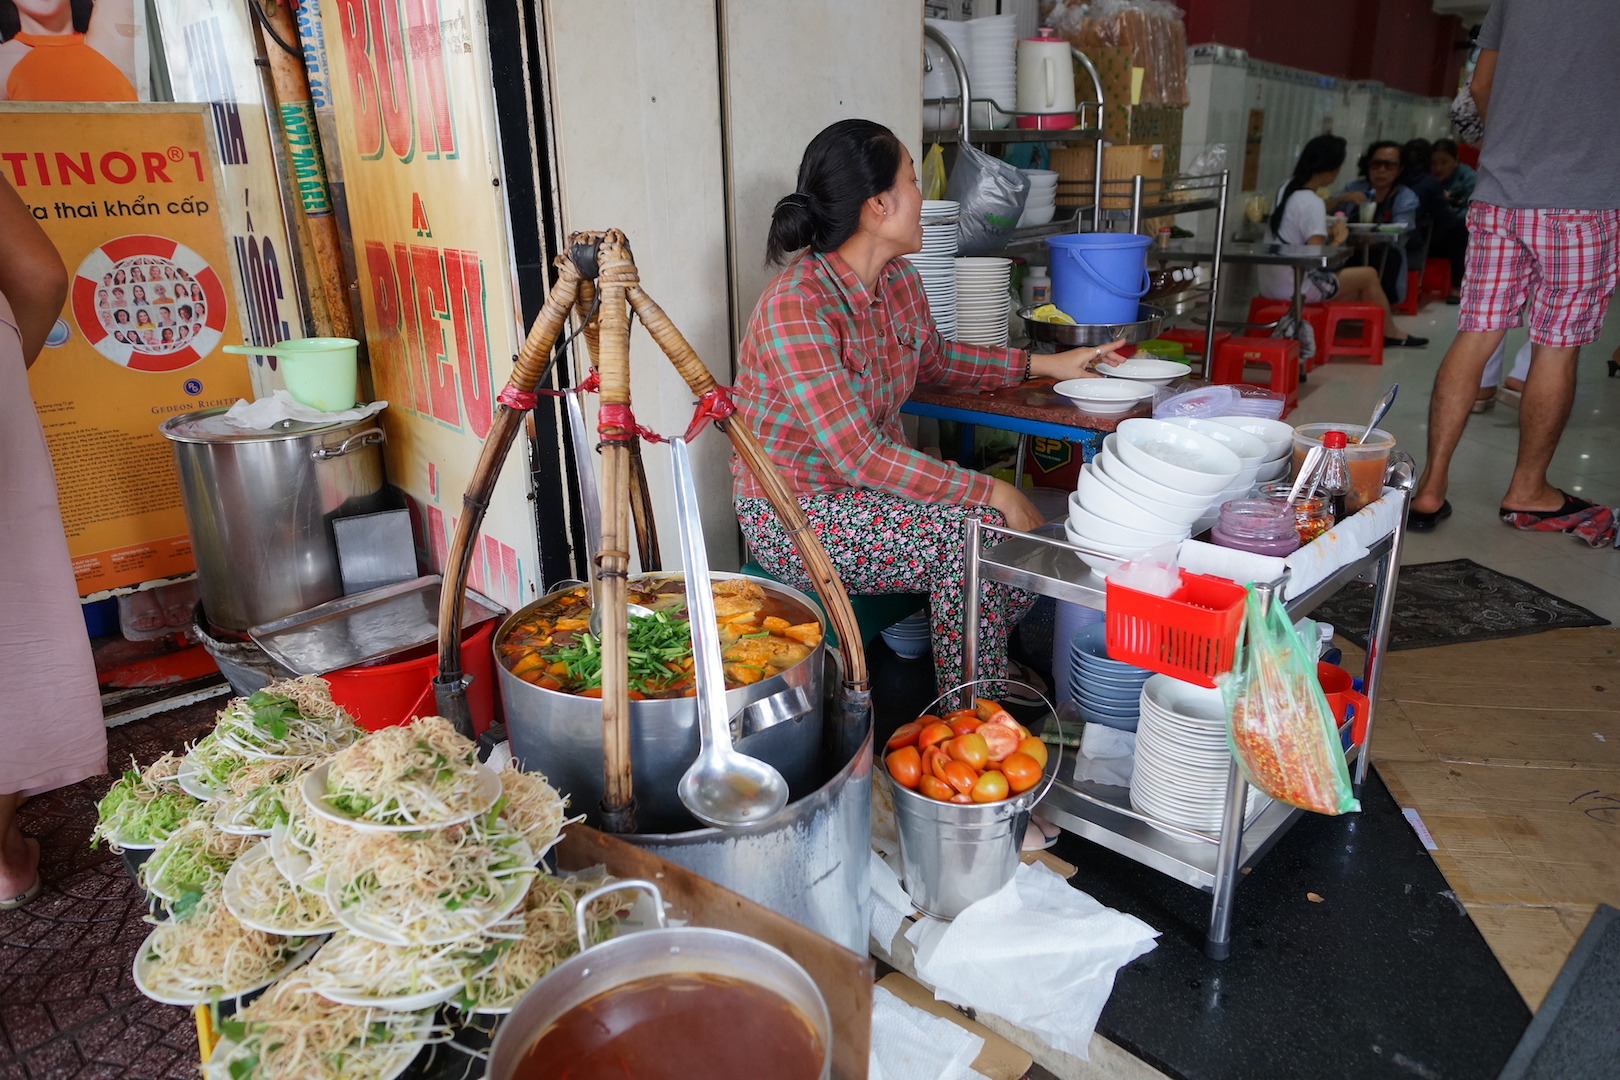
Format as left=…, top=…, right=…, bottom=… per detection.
left=1458, top=202, right=1620, bottom=347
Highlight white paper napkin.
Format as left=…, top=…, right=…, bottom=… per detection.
left=222, top=390, right=387, bottom=430
left=868, top=985, right=990, bottom=1080
left=869, top=848, right=914, bottom=951
left=906, top=862, right=1158, bottom=1060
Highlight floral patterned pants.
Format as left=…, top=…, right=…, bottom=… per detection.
left=736, top=489, right=1036, bottom=694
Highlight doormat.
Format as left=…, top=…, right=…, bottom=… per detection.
left=1496, top=904, right=1620, bottom=1080
left=1311, top=558, right=1609, bottom=651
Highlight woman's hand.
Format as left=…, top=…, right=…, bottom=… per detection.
left=1335, top=190, right=1367, bottom=206
left=1328, top=218, right=1349, bottom=245
left=986, top=478, right=1044, bottom=532
left=1027, top=339, right=1128, bottom=382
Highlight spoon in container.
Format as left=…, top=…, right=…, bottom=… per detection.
left=567, top=391, right=655, bottom=636
left=1285, top=445, right=1325, bottom=508
left=1355, top=384, right=1398, bottom=444
left=671, top=437, right=788, bottom=828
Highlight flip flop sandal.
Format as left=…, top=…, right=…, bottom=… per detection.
left=1407, top=500, right=1451, bottom=531
left=1021, top=822, right=1060, bottom=852
left=0, top=876, right=42, bottom=911
left=1500, top=490, right=1594, bottom=529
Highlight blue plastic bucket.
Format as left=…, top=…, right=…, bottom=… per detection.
left=1046, top=233, right=1152, bottom=324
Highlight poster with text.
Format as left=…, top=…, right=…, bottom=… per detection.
left=0, top=0, right=149, bottom=102
left=311, top=0, right=537, bottom=612
left=2, top=103, right=253, bottom=595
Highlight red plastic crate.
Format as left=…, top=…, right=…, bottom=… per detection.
left=1105, top=571, right=1248, bottom=688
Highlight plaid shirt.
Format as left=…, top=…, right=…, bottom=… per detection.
left=732, top=250, right=1024, bottom=506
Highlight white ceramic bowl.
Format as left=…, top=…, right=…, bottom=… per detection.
left=1114, top=419, right=1243, bottom=496
left=1082, top=463, right=1206, bottom=526
left=1052, top=378, right=1153, bottom=417
left=1100, top=358, right=1192, bottom=387
left=1256, top=457, right=1291, bottom=483
left=1098, top=437, right=1214, bottom=511
left=1069, top=504, right=1187, bottom=547
left=1071, top=480, right=1184, bottom=534
left=1163, top=417, right=1268, bottom=465
left=1061, top=520, right=1135, bottom=576
left=1207, top=416, right=1294, bottom=460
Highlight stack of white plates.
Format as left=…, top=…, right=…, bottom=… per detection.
left=1069, top=623, right=1150, bottom=730
left=908, top=202, right=961, bottom=337
left=1131, top=674, right=1265, bottom=833
left=967, top=15, right=1018, bottom=129
left=954, top=257, right=1012, bottom=347
left=1018, top=169, right=1058, bottom=227
left=879, top=610, right=932, bottom=660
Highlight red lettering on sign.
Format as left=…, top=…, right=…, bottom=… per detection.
left=99, top=152, right=136, bottom=184
left=1, top=153, right=25, bottom=185
left=405, top=0, right=453, bottom=158
left=424, top=503, right=447, bottom=571
left=335, top=0, right=382, bottom=157
left=409, top=244, right=459, bottom=426
left=444, top=248, right=492, bottom=438
left=141, top=152, right=172, bottom=183
left=55, top=152, right=93, bottom=185
left=370, top=0, right=414, bottom=161
left=391, top=241, right=431, bottom=415
left=32, top=153, right=51, bottom=185
left=362, top=239, right=411, bottom=406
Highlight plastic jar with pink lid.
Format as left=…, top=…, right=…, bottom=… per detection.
left=1211, top=499, right=1301, bottom=557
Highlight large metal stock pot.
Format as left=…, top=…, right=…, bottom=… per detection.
left=160, top=407, right=387, bottom=633
left=497, top=572, right=826, bottom=835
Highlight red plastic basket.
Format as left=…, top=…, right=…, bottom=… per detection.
left=1105, top=571, right=1248, bottom=688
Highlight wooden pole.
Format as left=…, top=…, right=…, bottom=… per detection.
left=255, top=0, right=352, bottom=338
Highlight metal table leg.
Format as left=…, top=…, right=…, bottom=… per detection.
left=1354, top=485, right=1410, bottom=788
left=962, top=516, right=982, bottom=687
left=1204, top=758, right=1248, bottom=960
left=1013, top=434, right=1028, bottom=490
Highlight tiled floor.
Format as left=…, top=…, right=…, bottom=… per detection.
left=1287, top=304, right=1620, bottom=623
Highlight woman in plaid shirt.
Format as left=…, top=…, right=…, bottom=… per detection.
left=734, top=119, right=1124, bottom=698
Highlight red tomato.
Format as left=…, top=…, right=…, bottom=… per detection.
left=918, top=722, right=955, bottom=751
left=970, top=769, right=1010, bottom=803
left=980, top=723, right=1021, bottom=762
left=922, top=746, right=951, bottom=784
left=985, top=715, right=1032, bottom=741
left=885, top=746, right=921, bottom=789
left=1017, top=736, right=1049, bottom=770
left=942, top=760, right=979, bottom=796
left=1000, top=752, right=1043, bottom=793
left=886, top=722, right=923, bottom=750
left=918, top=775, right=955, bottom=802
left=974, top=698, right=1016, bottom=725
left=947, top=715, right=983, bottom=737
left=947, top=732, right=990, bottom=771
left=950, top=794, right=974, bottom=804
left=944, top=709, right=980, bottom=727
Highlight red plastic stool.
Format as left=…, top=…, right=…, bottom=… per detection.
left=1210, top=336, right=1299, bottom=417
left=1392, top=270, right=1420, bottom=315
left=1246, top=298, right=1331, bottom=370
left=1320, top=301, right=1385, bottom=364
left=1156, top=328, right=1230, bottom=374
left=1420, top=258, right=1452, bottom=304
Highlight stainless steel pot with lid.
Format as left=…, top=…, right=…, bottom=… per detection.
left=160, top=407, right=389, bottom=634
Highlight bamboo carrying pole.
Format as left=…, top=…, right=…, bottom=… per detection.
left=254, top=0, right=352, bottom=339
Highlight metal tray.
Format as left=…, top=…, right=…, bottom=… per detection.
left=249, top=575, right=504, bottom=676
left=1019, top=303, right=1165, bottom=347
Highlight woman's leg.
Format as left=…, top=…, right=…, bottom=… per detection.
left=0, top=792, right=40, bottom=902
left=738, top=490, right=1035, bottom=695
left=1335, top=265, right=1413, bottom=341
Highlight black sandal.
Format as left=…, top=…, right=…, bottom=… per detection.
left=1499, top=490, right=1594, bottom=524
left=1407, top=500, right=1451, bottom=531
left=1385, top=335, right=1429, bottom=348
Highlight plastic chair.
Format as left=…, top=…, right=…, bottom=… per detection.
left=1320, top=301, right=1385, bottom=365
left=1420, top=258, right=1452, bottom=304
left=1156, top=328, right=1231, bottom=375
left=740, top=560, right=926, bottom=649
left=1245, top=298, right=1330, bottom=371
left=1393, top=270, right=1421, bottom=316
left=1209, top=337, right=1299, bottom=417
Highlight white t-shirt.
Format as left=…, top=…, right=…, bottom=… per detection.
left=1259, top=183, right=1326, bottom=299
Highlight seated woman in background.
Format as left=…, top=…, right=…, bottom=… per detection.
left=1431, top=138, right=1475, bottom=207
left=1327, top=140, right=1420, bottom=307
left=1400, top=138, right=1466, bottom=304
left=1261, top=134, right=1426, bottom=347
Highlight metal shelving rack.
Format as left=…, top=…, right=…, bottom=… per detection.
left=959, top=463, right=1416, bottom=959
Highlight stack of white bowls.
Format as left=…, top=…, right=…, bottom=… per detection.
left=1064, top=419, right=1243, bottom=576
left=922, top=19, right=972, bottom=130
left=906, top=200, right=961, bottom=338
left=1018, top=169, right=1059, bottom=227
left=1209, top=416, right=1294, bottom=487
left=1131, top=674, right=1265, bottom=834
left=1161, top=417, right=1270, bottom=535
left=967, top=15, right=1018, bottom=129
left=954, top=257, right=1012, bottom=347
left=879, top=610, right=931, bottom=659
left=1069, top=623, right=1151, bottom=730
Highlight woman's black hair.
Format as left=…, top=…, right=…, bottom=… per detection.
left=1401, top=138, right=1433, bottom=179
left=1269, top=134, right=1347, bottom=236
left=766, top=119, right=904, bottom=265
left=0, top=0, right=95, bottom=41
left=1357, top=140, right=1404, bottom=180
left=1432, top=137, right=1459, bottom=160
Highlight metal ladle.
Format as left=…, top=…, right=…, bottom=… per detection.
left=1356, top=383, right=1398, bottom=444
left=567, top=390, right=654, bottom=637
left=670, top=436, right=789, bottom=828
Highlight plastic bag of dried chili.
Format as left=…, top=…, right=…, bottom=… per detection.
left=1220, top=587, right=1359, bottom=815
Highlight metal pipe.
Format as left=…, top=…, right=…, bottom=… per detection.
left=1354, top=463, right=1414, bottom=787
left=1130, top=174, right=1144, bottom=237
left=961, top=516, right=982, bottom=692
left=1204, top=169, right=1230, bottom=362
left=1205, top=574, right=1267, bottom=960
left=1070, top=47, right=1106, bottom=233
left=923, top=24, right=973, bottom=149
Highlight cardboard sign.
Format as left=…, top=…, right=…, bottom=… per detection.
left=2, top=103, right=252, bottom=595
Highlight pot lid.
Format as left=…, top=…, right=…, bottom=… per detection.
left=159, top=406, right=361, bottom=444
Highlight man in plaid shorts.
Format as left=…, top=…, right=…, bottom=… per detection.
left=1409, top=0, right=1620, bottom=531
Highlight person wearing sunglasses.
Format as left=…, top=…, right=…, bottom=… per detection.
left=1329, top=141, right=1423, bottom=319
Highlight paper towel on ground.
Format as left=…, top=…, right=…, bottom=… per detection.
left=869, top=848, right=914, bottom=951
left=907, top=862, right=1158, bottom=1060
left=868, top=985, right=991, bottom=1080
left=223, top=391, right=387, bottom=430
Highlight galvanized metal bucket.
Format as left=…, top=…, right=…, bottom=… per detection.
left=886, top=679, right=1062, bottom=920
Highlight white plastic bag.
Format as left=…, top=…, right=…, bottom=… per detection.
left=945, top=143, right=1029, bottom=256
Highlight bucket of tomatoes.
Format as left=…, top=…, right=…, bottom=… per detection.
left=881, top=680, right=1062, bottom=920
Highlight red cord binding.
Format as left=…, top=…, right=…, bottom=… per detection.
left=496, top=385, right=538, bottom=410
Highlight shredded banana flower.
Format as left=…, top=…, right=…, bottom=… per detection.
left=225, top=842, right=339, bottom=935
left=322, top=716, right=487, bottom=827
left=140, top=893, right=308, bottom=1000
left=139, top=818, right=254, bottom=905
left=304, top=930, right=512, bottom=1003
left=495, top=766, right=579, bottom=854
left=458, top=873, right=628, bottom=1012
left=204, top=973, right=443, bottom=1080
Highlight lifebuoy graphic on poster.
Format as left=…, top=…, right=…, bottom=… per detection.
left=72, top=234, right=228, bottom=372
